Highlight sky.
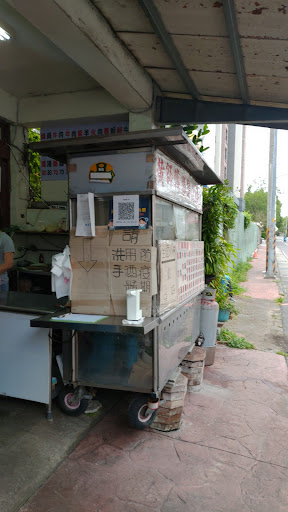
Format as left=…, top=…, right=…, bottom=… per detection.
left=244, top=126, right=288, bottom=217
left=204, top=125, right=288, bottom=218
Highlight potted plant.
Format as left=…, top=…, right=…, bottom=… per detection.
left=212, top=275, right=238, bottom=322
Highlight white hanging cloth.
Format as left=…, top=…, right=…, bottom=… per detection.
left=51, top=246, right=72, bottom=299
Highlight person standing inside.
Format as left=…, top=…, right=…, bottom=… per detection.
left=0, top=220, right=15, bottom=292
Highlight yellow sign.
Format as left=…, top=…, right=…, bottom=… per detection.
left=89, top=162, right=115, bottom=183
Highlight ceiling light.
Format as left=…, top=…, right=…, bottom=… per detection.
left=0, top=27, right=11, bottom=41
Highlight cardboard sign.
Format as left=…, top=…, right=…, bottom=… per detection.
left=177, top=241, right=204, bottom=303
left=154, top=150, right=203, bottom=212
left=70, top=228, right=156, bottom=316
left=158, top=241, right=178, bottom=314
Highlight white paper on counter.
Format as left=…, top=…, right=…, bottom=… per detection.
left=113, top=195, right=139, bottom=227
left=75, top=192, right=95, bottom=236
left=51, top=313, right=108, bottom=323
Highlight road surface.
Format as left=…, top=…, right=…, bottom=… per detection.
left=276, top=238, right=288, bottom=344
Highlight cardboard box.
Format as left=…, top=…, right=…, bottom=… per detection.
left=109, top=227, right=152, bottom=246
left=70, top=228, right=156, bottom=316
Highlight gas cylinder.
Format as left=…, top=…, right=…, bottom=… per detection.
left=200, top=288, right=219, bottom=366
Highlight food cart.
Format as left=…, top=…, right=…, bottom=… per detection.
left=29, top=128, right=221, bottom=428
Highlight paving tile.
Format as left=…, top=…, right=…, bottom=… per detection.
left=115, top=468, right=173, bottom=509
left=174, top=440, right=209, bottom=465
left=240, top=461, right=288, bottom=512
left=20, top=347, right=288, bottom=512
left=99, top=499, right=154, bottom=512
left=20, top=459, right=118, bottom=512
left=129, top=437, right=179, bottom=469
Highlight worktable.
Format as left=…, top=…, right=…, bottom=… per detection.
left=0, top=292, right=65, bottom=418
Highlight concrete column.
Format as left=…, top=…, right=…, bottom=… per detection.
left=9, top=125, right=29, bottom=227
left=129, top=109, right=156, bottom=132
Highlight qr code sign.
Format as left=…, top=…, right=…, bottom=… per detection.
left=118, top=202, right=135, bottom=220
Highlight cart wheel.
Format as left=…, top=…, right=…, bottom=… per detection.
left=57, top=386, right=89, bottom=416
left=128, top=395, right=158, bottom=430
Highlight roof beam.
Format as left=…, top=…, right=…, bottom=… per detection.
left=137, top=0, right=199, bottom=100
left=157, top=97, right=288, bottom=129
left=7, top=0, right=153, bottom=111
left=18, top=89, right=128, bottom=127
left=222, top=0, right=249, bottom=104
left=0, top=88, right=17, bottom=124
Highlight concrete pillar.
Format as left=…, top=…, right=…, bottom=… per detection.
left=129, top=109, right=156, bottom=132
left=9, top=125, right=29, bottom=227
left=227, top=124, right=243, bottom=197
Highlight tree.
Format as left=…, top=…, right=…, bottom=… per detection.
left=244, top=186, right=283, bottom=232
left=202, top=181, right=238, bottom=277
left=28, top=128, right=41, bottom=204
left=164, top=124, right=210, bottom=152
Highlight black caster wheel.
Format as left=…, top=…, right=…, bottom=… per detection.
left=128, top=395, right=158, bottom=430
left=57, top=386, right=89, bottom=416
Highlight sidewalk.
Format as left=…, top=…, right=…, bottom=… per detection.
left=18, top=248, right=288, bottom=512
left=225, top=244, right=288, bottom=353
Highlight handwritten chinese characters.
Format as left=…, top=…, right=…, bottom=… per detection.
left=155, top=151, right=203, bottom=212
left=177, top=241, right=204, bottom=303
left=158, top=241, right=178, bottom=314
left=158, top=240, right=205, bottom=314
left=110, top=246, right=157, bottom=297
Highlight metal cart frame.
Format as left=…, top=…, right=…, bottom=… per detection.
left=29, top=128, right=220, bottom=427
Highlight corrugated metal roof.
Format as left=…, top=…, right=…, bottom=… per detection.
left=93, top=0, right=288, bottom=110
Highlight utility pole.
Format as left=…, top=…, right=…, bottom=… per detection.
left=266, top=129, right=277, bottom=278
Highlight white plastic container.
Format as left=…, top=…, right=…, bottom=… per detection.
left=126, top=289, right=142, bottom=321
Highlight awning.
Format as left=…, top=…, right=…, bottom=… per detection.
left=28, top=127, right=222, bottom=185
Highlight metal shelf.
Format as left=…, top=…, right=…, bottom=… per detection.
left=15, top=231, right=69, bottom=235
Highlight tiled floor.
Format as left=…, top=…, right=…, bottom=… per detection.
left=20, top=346, right=288, bottom=512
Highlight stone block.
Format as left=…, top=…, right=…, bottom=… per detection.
left=157, top=406, right=183, bottom=418
left=181, top=367, right=203, bottom=377
left=151, top=420, right=182, bottom=432
left=188, top=378, right=202, bottom=386
left=160, top=398, right=185, bottom=410
left=180, top=360, right=204, bottom=368
left=153, top=412, right=182, bottom=425
left=162, top=391, right=186, bottom=402
left=187, top=384, right=202, bottom=393
left=184, top=347, right=206, bottom=362
left=163, top=383, right=187, bottom=393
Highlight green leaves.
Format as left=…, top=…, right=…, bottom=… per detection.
left=243, top=211, right=252, bottom=229
left=217, top=328, right=255, bottom=349
left=28, top=129, right=41, bottom=204
left=244, top=186, right=283, bottom=231
left=202, top=181, right=238, bottom=276
left=168, top=123, right=210, bottom=153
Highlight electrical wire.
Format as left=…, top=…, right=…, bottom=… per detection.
left=14, top=248, right=27, bottom=260
left=38, top=234, right=67, bottom=250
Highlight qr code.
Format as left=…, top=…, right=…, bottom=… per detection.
left=118, top=202, right=135, bottom=220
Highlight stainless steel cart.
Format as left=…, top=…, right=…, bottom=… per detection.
left=29, top=128, right=220, bottom=427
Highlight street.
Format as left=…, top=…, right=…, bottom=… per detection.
left=275, top=238, right=288, bottom=344
left=277, top=237, right=288, bottom=261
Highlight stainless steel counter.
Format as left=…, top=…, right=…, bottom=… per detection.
left=30, top=312, right=160, bottom=335
left=0, top=292, right=65, bottom=314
